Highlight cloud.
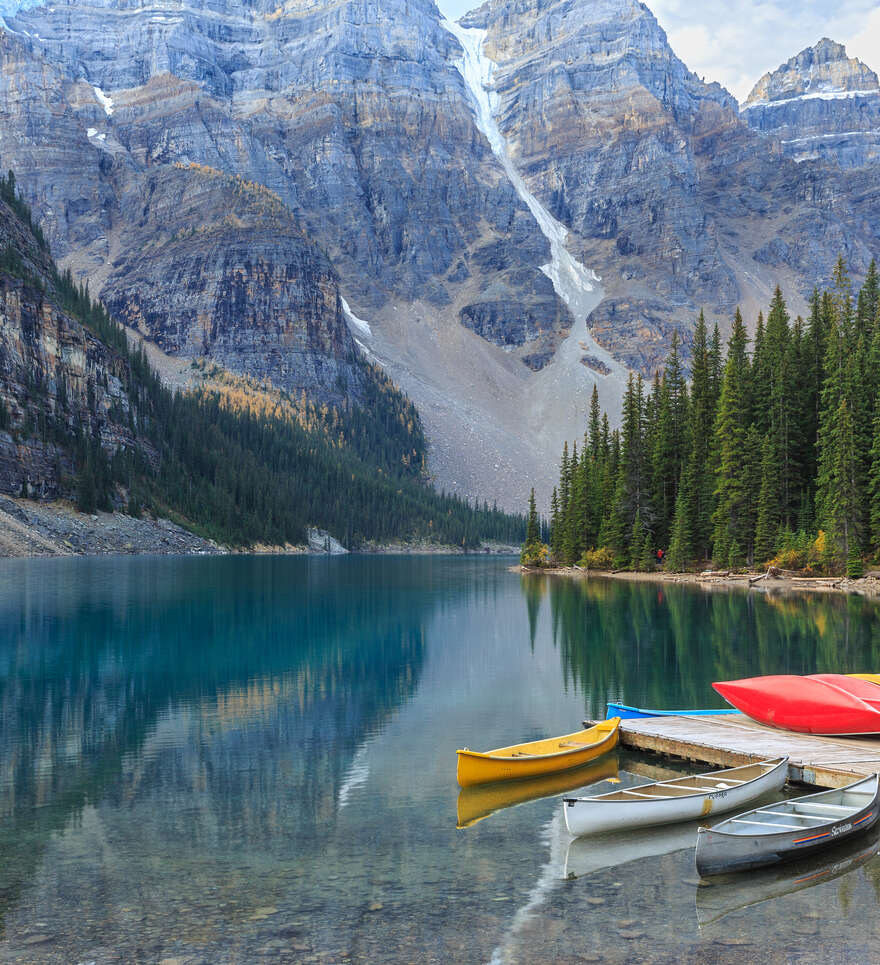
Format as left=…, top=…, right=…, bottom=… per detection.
left=845, top=7, right=880, bottom=75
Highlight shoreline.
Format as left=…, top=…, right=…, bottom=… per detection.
left=0, top=496, right=518, bottom=560
left=513, top=564, right=880, bottom=598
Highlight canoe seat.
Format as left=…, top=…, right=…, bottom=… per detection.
left=558, top=741, right=593, bottom=748
left=730, top=818, right=805, bottom=830
left=684, top=776, right=748, bottom=786
left=756, top=809, right=828, bottom=823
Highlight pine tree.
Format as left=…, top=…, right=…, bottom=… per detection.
left=709, top=323, right=723, bottom=410
left=526, top=487, right=540, bottom=546
left=562, top=441, right=581, bottom=564
left=712, top=310, right=752, bottom=564
left=819, top=398, right=861, bottom=562
left=609, top=374, right=650, bottom=563
left=817, top=259, right=866, bottom=562
left=630, top=511, right=645, bottom=571
left=681, top=312, right=715, bottom=563
left=667, top=481, right=691, bottom=571
left=754, top=435, right=782, bottom=565
left=651, top=331, right=689, bottom=547
left=550, top=487, right=561, bottom=558
left=870, top=367, right=880, bottom=560
left=856, top=258, right=878, bottom=343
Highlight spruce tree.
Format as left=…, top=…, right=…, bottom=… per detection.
left=667, top=480, right=692, bottom=571
left=754, top=436, right=782, bottom=565
left=526, top=487, right=540, bottom=546
left=630, top=511, right=645, bottom=570
left=817, top=259, right=866, bottom=562
left=651, top=331, right=689, bottom=547
left=682, top=312, right=715, bottom=563
left=712, top=310, right=752, bottom=564
left=550, top=487, right=561, bottom=558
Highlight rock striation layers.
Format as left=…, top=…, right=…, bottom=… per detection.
left=0, top=192, right=140, bottom=499
left=742, top=39, right=880, bottom=169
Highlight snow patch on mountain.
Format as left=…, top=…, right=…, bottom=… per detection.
left=341, top=296, right=372, bottom=337
left=742, top=88, right=880, bottom=110
left=93, top=85, right=114, bottom=116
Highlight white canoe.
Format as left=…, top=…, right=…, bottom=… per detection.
left=563, top=757, right=788, bottom=837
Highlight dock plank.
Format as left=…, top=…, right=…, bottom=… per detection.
left=604, top=714, right=880, bottom=788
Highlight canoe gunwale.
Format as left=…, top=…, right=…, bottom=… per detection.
left=606, top=703, right=737, bottom=718
left=698, top=774, right=880, bottom=839
left=457, top=721, right=618, bottom=763
left=563, top=757, right=788, bottom=806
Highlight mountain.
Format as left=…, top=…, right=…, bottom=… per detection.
left=742, top=39, right=880, bottom=169
left=463, top=0, right=879, bottom=368
left=0, top=0, right=878, bottom=511
left=0, top=171, right=523, bottom=547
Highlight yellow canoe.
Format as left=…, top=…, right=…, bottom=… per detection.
left=457, top=755, right=618, bottom=828
left=456, top=717, right=620, bottom=788
left=849, top=674, right=880, bottom=686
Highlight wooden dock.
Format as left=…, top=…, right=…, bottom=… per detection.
left=595, top=714, right=880, bottom=788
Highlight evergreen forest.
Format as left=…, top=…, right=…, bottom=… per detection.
left=525, top=258, right=880, bottom=577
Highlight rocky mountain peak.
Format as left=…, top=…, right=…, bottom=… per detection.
left=744, top=38, right=879, bottom=107
left=741, top=38, right=880, bottom=169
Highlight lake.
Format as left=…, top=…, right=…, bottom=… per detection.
left=2, top=555, right=880, bottom=963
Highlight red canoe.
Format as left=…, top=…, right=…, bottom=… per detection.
left=713, top=674, right=880, bottom=736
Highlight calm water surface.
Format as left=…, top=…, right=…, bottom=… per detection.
left=2, top=556, right=880, bottom=963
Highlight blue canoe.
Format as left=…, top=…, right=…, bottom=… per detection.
left=606, top=702, right=738, bottom=720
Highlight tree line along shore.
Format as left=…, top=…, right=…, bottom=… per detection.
left=522, top=258, right=880, bottom=580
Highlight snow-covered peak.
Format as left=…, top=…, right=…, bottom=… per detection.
left=744, top=38, right=879, bottom=110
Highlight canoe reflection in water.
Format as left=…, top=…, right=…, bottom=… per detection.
left=696, top=824, right=880, bottom=928
left=456, top=757, right=618, bottom=828
left=563, top=818, right=708, bottom=880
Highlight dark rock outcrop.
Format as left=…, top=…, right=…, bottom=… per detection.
left=0, top=194, right=139, bottom=499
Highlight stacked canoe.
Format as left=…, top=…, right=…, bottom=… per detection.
left=713, top=672, right=880, bottom=735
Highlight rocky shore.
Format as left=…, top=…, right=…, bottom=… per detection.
left=515, top=564, right=880, bottom=598
left=0, top=496, right=222, bottom=558
left=0, top=497, right=518, bottom=559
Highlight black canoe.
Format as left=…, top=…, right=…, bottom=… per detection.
left=695, top=773, right=880, bottom=877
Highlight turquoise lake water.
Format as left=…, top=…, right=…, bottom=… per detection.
left=2, top=555, right=880, bottom=963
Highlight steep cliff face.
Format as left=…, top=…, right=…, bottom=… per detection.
left=461, top=0, right=742, bottom=370
left=742, top=39, right=880, bottom=169
left=462, top=0, right=880, bottom=369
left=0, top=191, right=139, bottom=499
left=0, top=22, right=368, bottom=405
left=4, top=0, right=571, bottom=367
left=101, top=164, right=365, bottom=403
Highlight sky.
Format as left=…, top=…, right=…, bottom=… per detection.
left=435, top=0, right=880, bottom=102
